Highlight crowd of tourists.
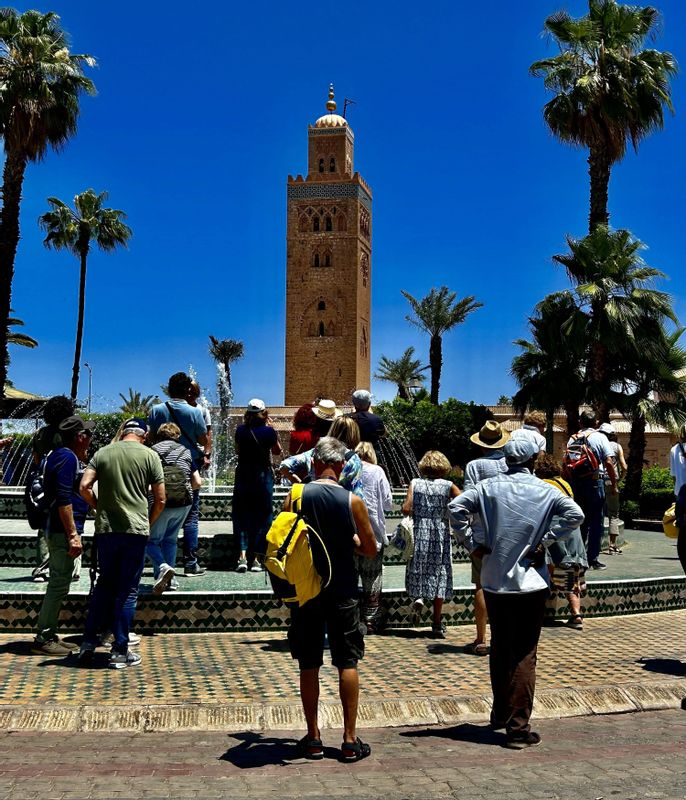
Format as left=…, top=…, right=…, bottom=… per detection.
left=24, top=373, right=669, bottom=755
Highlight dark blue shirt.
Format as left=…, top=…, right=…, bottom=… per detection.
left=235, top=424, right=277, bottom=474
left=44, top=448, right=89, bottom=534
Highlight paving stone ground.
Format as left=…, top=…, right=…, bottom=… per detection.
left=0, top=708, right=685, bottom=799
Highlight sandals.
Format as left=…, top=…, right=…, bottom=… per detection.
left=464, top=640, right=490, bottom=656
left=608, top=545, right=623, bottom=554
left=296, top=735, right=324, bottom=760
left=341, top=737, right=372, bottom=762
left=566, top=615, right=583, bottom=631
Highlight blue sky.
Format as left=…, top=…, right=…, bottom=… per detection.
left=6, top=0, right=686, bottom=411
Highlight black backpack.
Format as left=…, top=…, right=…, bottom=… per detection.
left=24, top=453, right=53, bottom=530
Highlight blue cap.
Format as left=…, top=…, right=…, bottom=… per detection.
left=503, top=437, right=539, bottom=465
left=122, top=418, right=148, bottom=435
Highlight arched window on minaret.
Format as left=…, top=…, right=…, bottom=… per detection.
left=324, top=253, right=331, bottom=267
left=329, top=157, right=336, bottom=172
left=325, top=216, right=332, bottom=232
left=318, top=300, right=326, bottom=311
left=337, top=214, right=347, bottom=232
left=313, top=252, right=320, bottom=268
left=318, top=322, right=325, bottom=337
left=318, top=158, right=325, bottom=173
left=327, top=321, right=335, bottom=336
left=313, top=217, right=320, bottom=232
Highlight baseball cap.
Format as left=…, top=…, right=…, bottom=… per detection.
left=503, top=437, right=539, bottom=465
left=247, top=398, right=266, bottom=413
left=598, top=422, right=615, bottom=434
left=58, top=415, right=95, bottom=438
left=121, top=418, right=148, bottom=435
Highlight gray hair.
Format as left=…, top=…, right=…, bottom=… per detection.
left=313, top=436, right=348, bottom=465
left=352, top=389, right=372, bottom=410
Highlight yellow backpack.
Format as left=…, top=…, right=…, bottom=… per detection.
left=663, top=502, right=679, bottom=539
left=264, top=483, right=332, bottom=606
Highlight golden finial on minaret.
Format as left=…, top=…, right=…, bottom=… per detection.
left=326, top=83, right=337, bottom=112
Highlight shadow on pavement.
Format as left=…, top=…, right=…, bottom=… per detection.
left=220, top=731, right=338, bottom=768
left=236, top=638, right=290, bottom=652
left=400, top=723, right=503, bottom=747
left=380, top=628, right=429, bottom=640
left=638, top=657, right=686, bottom=677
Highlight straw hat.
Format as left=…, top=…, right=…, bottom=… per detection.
left=312, top=399, right=341, bottom=421
left=470, top=420, right=510, bottom=449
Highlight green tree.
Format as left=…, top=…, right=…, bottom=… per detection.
left=530, top=0, right=677, bottom=232
left=401, top=286, right=482, bottom=405
left=208, top=336, right=244, bottom=411
left=614, top=326, right=686, bottom=500
left=39, top=190, right=132, bottom=402
left=118, top=388, right=155, bottom=417
left=374, top=347, right=426, bottom=401
left=550, top=226, right=675, bottom=422
left=511, top=294, right=586, bottom=444
left=5, top=311, right=37, bottom=380
left=0, top=9, right=95, bottom=396
left=496, top=395, right=512, bottom=406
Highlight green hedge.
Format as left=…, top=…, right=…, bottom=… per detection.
left=620, top=467, right=674, bottom=522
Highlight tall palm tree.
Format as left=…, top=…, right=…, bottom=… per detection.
left=530, top=0, right=677, bottom=232
left=401, top=286, right=482, bottom=405
left=5, top=311, right=38, bottom=379
left=511, top=294, right=586, bottom=445
left=39, top=190, right=132, bottom=402
left=550, top=226, right=675, bottom=421
left=614, top=325, right=686, bottom=500
left=0, top=9, right=95, bottom=396
left=118, top=388, right=155, bottom=417
left=375, top=347, right=427, bottom=401
left=208, top=336, right=244, bottom=412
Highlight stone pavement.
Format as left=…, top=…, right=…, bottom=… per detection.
left=1, top=609, right=686, bottom=732
left=0, top=708, right=685, bottom=799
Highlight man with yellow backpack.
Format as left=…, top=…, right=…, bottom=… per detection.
left=278, top=436, right=377, bottom=763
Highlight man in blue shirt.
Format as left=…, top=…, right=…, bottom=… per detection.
left=149, top=372, right=208, bottom=576
left=32, top=415, right=95, bottom=655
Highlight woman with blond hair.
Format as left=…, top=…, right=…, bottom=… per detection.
left=355, top=441, right=393, bottom=632
left=402, top=451, right=460, bottom=638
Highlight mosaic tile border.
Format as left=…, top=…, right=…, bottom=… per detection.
left=0, top=576, right=683, bottom=634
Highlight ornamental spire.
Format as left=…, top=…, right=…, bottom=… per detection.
left=326, top=83, right=336, bottom=113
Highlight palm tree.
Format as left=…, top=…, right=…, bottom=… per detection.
left=375, top=347, right=427, bottom=401
left=614, top=325, right=686, bottom=500
left=401, top=286, right=482, bottom=405
left=118, top=388, right=155, bottom=417
left=39, top=190, right=132, bottom=402
left=530, top=0, right=677, bottom=232
left=5, top=311, right=38, bottom=379
left=550, top=226, right=675, bottom=422
left=208, top=336, right=244, bottom=412
left=0, top=9, right=95, bottom=396
left=511, top=294, right=586, bottom=445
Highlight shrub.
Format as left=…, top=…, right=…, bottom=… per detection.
left=641, top=466, right=673, bottom=493
left=620, top=499, right=639, bottom=525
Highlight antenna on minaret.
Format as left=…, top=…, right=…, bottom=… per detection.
left=343, top=98, right=356, bottom=118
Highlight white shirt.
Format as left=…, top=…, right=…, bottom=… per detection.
left=670, top=443, right=686, bottom=494
left=510, top=425, right=546, bottom=453
left=359, top=463, right=393, bottom=548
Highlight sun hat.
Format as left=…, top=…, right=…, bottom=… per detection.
left=312, top=399, right=341, bottom=421
left=503, top=437, right=539, bottom=465
left=598, top=422, right=615, bottom=434
left=247, top=398, right=266, bottom=414
left=470, top=420, right=510, bottom=449
left=58, top=415, right=95, bottom=438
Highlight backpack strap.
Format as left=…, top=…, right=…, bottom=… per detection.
left=277, top=483, right=307, bottom=558
left=290, top=481, right=305, bottom=513
left=551, top=477, right=572, bottom=497
left=165, top=402, right=202, bottom=461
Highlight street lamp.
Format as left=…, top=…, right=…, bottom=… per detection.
left=83, top=362, right=92, bottom=413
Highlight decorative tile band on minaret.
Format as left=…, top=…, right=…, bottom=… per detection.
left=284, top=86, right=373, bottom=406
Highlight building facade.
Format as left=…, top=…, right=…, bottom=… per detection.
left=284, top=86, right=372, bottom=406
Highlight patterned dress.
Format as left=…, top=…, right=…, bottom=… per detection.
left=405, top=478, right=453, bottom=601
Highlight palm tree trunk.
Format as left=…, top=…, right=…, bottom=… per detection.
left=624, top=413, right=647, bottom=501
left=588, top=145, right=611, bottom=232
left=564, top=401, right=579, bottom=437
left=0, top=149, right=28, bottom=398
left=70, top=247, right=89, bottom=402
left=397, top=382, right=410, bottom=401
left=429, top=334, right=442, bottom=405
left=589, top=338, right=610, bottom=422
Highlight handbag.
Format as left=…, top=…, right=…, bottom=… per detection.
left=388, top=516, right=414, bottom=562
left=663, top=502, right=679, bottom=539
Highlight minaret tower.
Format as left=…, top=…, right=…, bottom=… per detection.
left=284, top=85, right=372, bottom=406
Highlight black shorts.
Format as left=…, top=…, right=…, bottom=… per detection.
left=288, top=595, right=365, bottom=670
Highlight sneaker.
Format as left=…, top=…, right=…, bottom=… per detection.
left=430, top=622, right=447, bottom=639
left=411, top=598, right=424, bottom=621
left=78, top=642, right=96, bottom=664
left=566, top=615, right=584, bottom=631
left=153, top=564, right=175, bottom=595
left=32, top=573, right=47, bottom=583
left=127, top=632, right=141, bottom=647
left=504, top=731, right=542, bottom=750
left=249, top=563, right=263, bottom=573
left=184, top=564, right=206, bottom=577
left=55, top=636, right=79, bottom=652
left=489, top=712, right=507, bottom=731
left=109, top=651, right=142, bottom=670
left=590, top=560, right=607, bottom=571
left=31, top=638, right=73, bottom=656
left=237, top=558, right=248, bottom=573
left=168, top=578, right=180, bottom=591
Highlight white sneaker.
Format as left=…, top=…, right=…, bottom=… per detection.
left=109, top=651, right=142, bottom=670
left=127, top=632, right=141, bottom=647
left=153, top=564, right=175, bottom=595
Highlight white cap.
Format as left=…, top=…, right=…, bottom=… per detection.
left=598, top=422, right=615, bottom=434
left=247, top=398, right=266, bottom=413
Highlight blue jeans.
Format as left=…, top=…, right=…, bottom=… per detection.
left=572, top=478, right=605, bottom=563
left=182, top=488, right=200, bottom=569
left=146, top=505, right=190, bottom=577
left=84, top=534, right=146, bottom=655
